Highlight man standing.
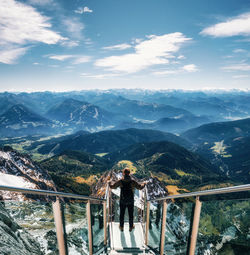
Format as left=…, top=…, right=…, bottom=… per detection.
left=109, top=168, right=146, bottom=232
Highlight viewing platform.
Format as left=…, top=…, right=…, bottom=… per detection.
left=0, top=184, right=249, bottom=255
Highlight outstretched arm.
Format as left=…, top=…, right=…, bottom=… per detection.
left=132, top=180, right=146, bottom=190
left=109, top=180, right=121, bottom=189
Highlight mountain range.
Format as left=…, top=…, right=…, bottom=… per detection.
left=3, top=90, right=249, bottom=137
left=181, top=118, right=250, bottom=183
left=46, top=98, right=115, bottom=132
left=182, top=117, right=250, bottom=145
left=116, top=115, right=211, bottom=133
left=0, top=89, right=249, bottom=255
left=31, top=128, right=190, bottom=155
left=105, top=141, right=225, bottom=189
left=0, top=104, right=53, bottom=137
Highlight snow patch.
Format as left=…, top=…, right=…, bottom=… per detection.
left=0, top=173, right=36, bottom=189
left=0, top=151, right=12, bottom=160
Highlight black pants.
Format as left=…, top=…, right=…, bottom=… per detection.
left=120, top=203, right=134, bottom=228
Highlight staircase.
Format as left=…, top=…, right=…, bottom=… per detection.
left=106, top=187, right=154, bottom=255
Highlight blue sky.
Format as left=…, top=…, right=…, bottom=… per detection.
left=1, top=0, right=250, bottom=91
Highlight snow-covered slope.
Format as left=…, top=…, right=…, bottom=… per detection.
left=0, top=147, right=56, bottom=200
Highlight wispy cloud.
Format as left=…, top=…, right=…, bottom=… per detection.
left=72, top=56, right=91, bottom=64
left=75, top=6, right=93, bottom=14
left=0, top=47, right=28, bottom=64
left=49, top=55, right=73, bottom=61
left=222, top=63, right=250, bottom=71
left=233, top=48, right=246, bottom=53
left=152, top=70, right=179, bottom=76
left=80, top=73, right=120, bottom=79
left=63, top=18, right=84, bottom=40
left=28, top=0, right=54, bottom=6
left=153, top=64, right=198, bottom=76
left=95, top=33, right=191, bottom=73
left=49, top=54, right=91, bottom=64
left=0, top=0, right=65, bottom=45
left=177, top=55, right=186, bottom=59
left=102, top=43, right=132, bottom=50
left=0, top=0, right=66, bottom=64
left=201, top=13, right=250, bottom=37
left=61, top=40, right=80, bottom=48
left=232, top=74, right=249, bottom=79
left=182, top=64, right=198, bottom=72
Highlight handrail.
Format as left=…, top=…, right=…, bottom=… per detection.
left=104, top=184, right=110, bottom=200
left=144, top=184, right=149, bottom=201
left=0, top=185, right=106, bottom=201
left=147, top=184, right=250, bottom=202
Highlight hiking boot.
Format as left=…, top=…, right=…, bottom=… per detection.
left=119, top=225, right=124, bottom=232
left=129, top=225, right=135, bottom=232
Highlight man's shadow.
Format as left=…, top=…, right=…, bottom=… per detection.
left=120, top=231, right=127, bottom=248
left=130, top=230, right=137, bottom=247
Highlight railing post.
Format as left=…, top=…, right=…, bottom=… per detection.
left=52, top=197, right=67, bottom=255
left=87, top=200, right=93, bottom=255
left=160, top=200, right=167, bottom=255
left=103, top=201, right=107, bottom=245
left=145, top=201, right=150, bottom=246
left=189, top=196, right=202, bottom=255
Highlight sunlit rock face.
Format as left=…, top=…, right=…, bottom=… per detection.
left=0, top=147, right=56, bottom=201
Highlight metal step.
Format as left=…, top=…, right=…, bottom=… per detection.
left=110, top=222, right=145, bottom=250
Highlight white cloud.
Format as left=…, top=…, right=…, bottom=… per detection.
left=49, top=54, right=91, bottom=64
left=177, top=55, right=185, bottom=59
left=84, top=38, right=93, bottom=45
left=0, top=47, right=28, bottom=64
left=80, top=73, right=120, bottom=79
left=201, top=13, right=250, bottom=37
left=182, top=64, right=198, bottom=72
left=233, top=48, right=246, bottom=53
left=102, top=43, right=132, bottom=50
left=72, top=56, right=91, bottom=64
left=222, top=63, right=250, bottom=71
left=49, top=55, right=73, bottom=61
left=0, top=0, right=66, bottom=45
left=232, top=75, right=249, bottom=79
left=95, top=32, right=191, bottom=73
left=0, top=0, right=66, bottom=64
left=153, top=64, right=198, bottom=76
left=28, top=0, right=54, bottom=6
left=75, top=6, right=93, bottom=14
left=61, top=40, right=79, bottom=48
left=153, top=70, right=179, bottom=76
left=63, top=18, right=84, bottom=40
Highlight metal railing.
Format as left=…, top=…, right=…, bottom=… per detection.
left=144, top=184, right=250, bottom=255
left=1, top=183, right=249, bottom=255
left=0, top=185, right=107, bottom=255
left=147, top=184, right=250, bottom=201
